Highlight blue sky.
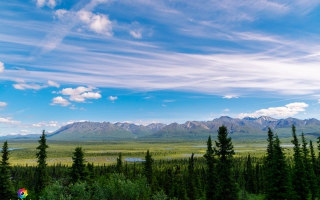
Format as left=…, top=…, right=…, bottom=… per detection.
left=1, top=0, right=320, bottom=136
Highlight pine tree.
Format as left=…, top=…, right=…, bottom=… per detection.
left=35, top=130, right=49, bottom=194
left=291, top=125, right=309, bottom=200
left=116, top=152, right=123, bottom=173
left=0, top=141, right=15, bottom=200
left=301, top=133, right=318, bottom=200
left=203, top=135, right=217, bottom=200
left=265, top=135, right=292, bottom=199
left=264, top=127, right=274, bottom=199
left=144, top=150, right=154, bottom=186
left=244, top=154, right=254, bottom=194
left=187, top=153, right=198, bottom=200
left=215, top=125, right=238, bottom=200
left=70, top=147, right=88, bottom=183
left=310, top=140, right=320, bottom=199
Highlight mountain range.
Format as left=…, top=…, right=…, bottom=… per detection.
left=1, top=116, right=320, bottom=141
left=44, top=116, right=320, bottom=140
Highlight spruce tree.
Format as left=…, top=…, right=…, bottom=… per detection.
left=291, top=125, right=309, bottom=200
left=203, top=135, right=217, bottom=200
left=245, top=154, right=255, bottom=194
left=116, top=152, right=123, bottom=173
left=310, top=140, right=320, bottom=199
left=301, top=133, right=318, bottom=200
left=35, top=130, right=49, bottom=194
left=187, top=153, right=198, bottom=200
left=264, top=127, right=274, bottom=199
left=215, top=125, right=238, bottom=200
left=265, top=135, right=292, bottom=199
left=0, top=141, right=15, bottom=200
left=70, top=147, right=88, bottom=183
left=144, top=150, right=154, bottom=186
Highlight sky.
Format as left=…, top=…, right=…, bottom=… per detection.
left=1, top=0, right=320, bottom=136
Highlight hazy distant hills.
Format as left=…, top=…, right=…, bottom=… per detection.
left=2, top=116, right=320, bottom=141
left=43, top=116, right=320, bottom=140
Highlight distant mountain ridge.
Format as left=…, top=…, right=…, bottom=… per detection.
left=44, top=116, right=320, bottom=140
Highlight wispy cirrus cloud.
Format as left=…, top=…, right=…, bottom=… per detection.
left=238, top=102, right=309, bottom=118
left=36, top=0, right=58, bottom=8
left=13, top=80, right=60, bottom=90
left=0, top=117, right=21, bottom=125
left=32, top=0, right=110, bottom=57
left=0, top=62, right=4, bottom=73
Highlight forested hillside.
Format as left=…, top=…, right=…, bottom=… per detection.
left=1, top=125, right=320, bottom=199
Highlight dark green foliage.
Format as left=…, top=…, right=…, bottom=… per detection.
left=35, top=130, right=49, bottom=194
left=169, top=166, right=189, bottom=200
left=0, top=141, right=15, bottom=200
left=116, top=152, right=123, bottom=173
left=144, top=150, right=154, bottom=186
left=291, top=125, right=309, bottom=200
left=215, top=125, right=238, bottom=200
left=265, top=135, right=292, bottom=200
left=244, top=154, right=255, bottom=194
left=301, top=133, right=318, bottom=199
left=203, top=135, right=217, bottom=200
left=70, top=147, right=88, bottom=183
left=187, top=153, right=198, bottom=200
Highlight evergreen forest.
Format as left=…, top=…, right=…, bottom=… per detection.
left=1, top=125, right=320, bottom=200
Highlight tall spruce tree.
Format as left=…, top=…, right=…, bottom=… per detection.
left=301, top=133, right=318, bottom=200
left=215, top=125, right=238, bottom=200
left=265, top=135, right=292, bottom=199
left=144, top=150, right=154, bottom=186
left=0, top=141, right=15, bottom=200
left=35, top=130, right=49, bottom=194
left=203, top=135, right=217, bottom=200
left=310, top=140, right=319, bottom=199
left=70, top=147, right=88, bottom=183
left=245, top=154, right=255, bottom=194
left=116, top=152, right=123, bottom=173
left=187, top=153, right=198, bottom=200
left=264, top=127, right=274, bottom=199
left=291, top=125, right=309, bottom=200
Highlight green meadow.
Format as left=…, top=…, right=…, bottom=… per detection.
left=4, top=134, right=317, bottom=166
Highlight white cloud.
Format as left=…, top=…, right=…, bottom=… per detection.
left=238, top=102, right=309, bottom=118
left=36, top=0, right=57, bottom=8
left=13, top=82, right=46, bottom=90
left=55, top=9, right=68, bottom=20
left=0, top=62, right=4, bottom=73
left=163, top=100, right=175, bottom=102
left=51, top=96, right=70, bottom=106
left=224, top=108, right=230, bottom=112
left=108, top=96, right=118, bottom=101
left=32, top=121, right=59, bottom=127
left=223, top=95, right=238, bottom=99
left=36, top=0, right=45, bottom=7
left=0, top=117, right=21, bottom=125
left=13, top=79, right=60, bottom=90
left=60, top=86, right=102, bottom=102
left=78, top=10, right=113, bottom=35
left=20, top=130, right=31, bottom=133
left=162, top=104, right=167, bottom=107
left=130, top=30, right=142, bottom=39
left=47, top=80, right=60, bottom=88
left=0, top=102, right=7, bottom=107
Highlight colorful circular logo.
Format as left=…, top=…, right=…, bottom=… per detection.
left=17, top=188, right=28, bottom=199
